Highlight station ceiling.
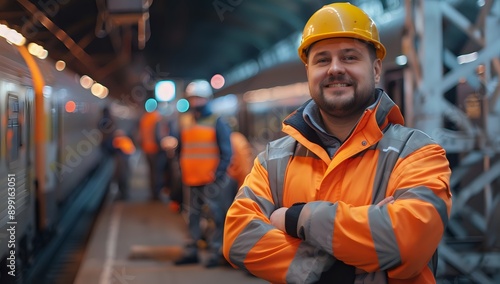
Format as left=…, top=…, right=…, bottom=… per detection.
left=0, top=0, right=329, bottom=101
left=0, top=0, right=484, bottom=104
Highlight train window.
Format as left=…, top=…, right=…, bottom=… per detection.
left=7, top=94, right=20, bottom=162
left=25, top=88, right=34, bottom=166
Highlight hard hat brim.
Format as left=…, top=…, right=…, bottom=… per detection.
left=298, top=31, right=386, bottom=63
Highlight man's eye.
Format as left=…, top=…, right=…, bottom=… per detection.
left=316, top=58, right=329, bottom=64
left=343, top=55, right=357, bottom=61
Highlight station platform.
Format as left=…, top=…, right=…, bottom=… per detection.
left=74, top=152, right=267, bottom=284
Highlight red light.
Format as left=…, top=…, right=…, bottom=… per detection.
left=65, top=101, right=76, bottom=113
left=210, top=74, right=225, bottom=89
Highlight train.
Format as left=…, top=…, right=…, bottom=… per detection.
left=0, top=26, right=119, bottom=283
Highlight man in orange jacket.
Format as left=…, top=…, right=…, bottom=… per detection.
left=138, top=107, right=162, bottom=200
left=112, top=129, right=136, bottom=200
left=223, top=3, right=452, bottom=283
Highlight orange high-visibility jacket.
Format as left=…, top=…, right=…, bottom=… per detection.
left=180, top=115, right=220, bottom=186
left=223, top=90, right=452, bottom=284
left=139, top=111, right=161, bottom=154
left=113, top=135, right=136, bottom=155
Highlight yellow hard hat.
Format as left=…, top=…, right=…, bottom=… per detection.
left=298, top=2, right=386, bottom=63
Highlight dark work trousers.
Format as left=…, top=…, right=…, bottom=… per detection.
left=184, top=174, right=232, bottom=258
left=145, top=152, right=161, bottom=199
left=113, top=153, right=131, bottom=199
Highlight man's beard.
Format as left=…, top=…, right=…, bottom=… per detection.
left=313, top=75, right=375, bottom=118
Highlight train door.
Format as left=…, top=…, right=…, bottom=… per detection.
left=6, top=93, right=33, bottom=234
left=4, top=90, right=36, bottom=274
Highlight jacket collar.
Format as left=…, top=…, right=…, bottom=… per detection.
left=282, top=88, right=404, bottom=149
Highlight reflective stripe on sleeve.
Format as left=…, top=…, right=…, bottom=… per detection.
left=228, top=219, right=275, bottom=269
left=235, top=186, right=275, bottom=217
left=368, top=205, right=401, bottom=270
left=394, top=186, right=449, bottom=229
left=262, top=136, right=296, bottom=209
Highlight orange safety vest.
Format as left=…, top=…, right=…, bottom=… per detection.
left=139, top=111, right=161, bottom=154
left=180, top=116, right=220, bottom=186
left=227, top=132, right=254, bottom=188
left=113, top=136, right=136, bottom=155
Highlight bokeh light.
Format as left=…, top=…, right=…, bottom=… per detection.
left=176, top=98, right=189, bottom=113
left=145, top=98, right=158, bottom=112
left=210, top=74, right=225, bottom=89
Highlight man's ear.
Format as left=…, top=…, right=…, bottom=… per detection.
left=373, top=59, right=382, bottom=83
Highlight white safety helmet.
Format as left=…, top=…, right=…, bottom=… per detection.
left=185, top=79, right=213, bottom=99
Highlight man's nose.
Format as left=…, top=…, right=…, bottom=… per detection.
left=327, top=58, right=345, bottom=75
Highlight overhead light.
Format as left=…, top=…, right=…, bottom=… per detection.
left=155, top=80, right=176, bottom=102
left=80, top=75, right=94, bottom=89
left=91, top=82, right=105, bottom=97
left=395, top=55, right=408, bottom=66
left=0, top=24, right=26, bottom=46
left=27, top=42, right=48, bottom=59
left=55, top=60, right=66, bottom=71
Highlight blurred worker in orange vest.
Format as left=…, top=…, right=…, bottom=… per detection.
left=138, top=106, right=162, bottom=200
left=174, top=79, right=233, bottom=268
left=225, top=131, right=254, bottom=208
left=112, top=129, right=136, bottom=200
left=227, top=131, right=254, bottom=188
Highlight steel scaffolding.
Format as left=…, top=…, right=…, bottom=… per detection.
left=403, top=0, right=500, bottom=283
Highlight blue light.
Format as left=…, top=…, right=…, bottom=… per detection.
left=176, top=99, right=190, bottom=113
left=145, top=98, right=158, bottom=112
